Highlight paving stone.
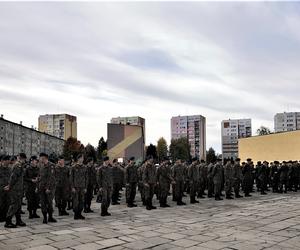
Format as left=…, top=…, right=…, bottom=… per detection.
left=96, top=238, right=126, bottom=247
left=50, top=230, right=74, bottom=235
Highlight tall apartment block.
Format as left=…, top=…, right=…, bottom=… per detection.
left=221, top=118, right=252, bottom=160
left=274, top=112, right=300, bottom=133
left=171, top=115, right=206, bottom=160
left=38, top=114, right=77, bottom=140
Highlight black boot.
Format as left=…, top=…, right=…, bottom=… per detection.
left=4, top=216, right=16, bottom=228
left=29, top=210, right=34, bottom=219
left=16, top=214, right=26, bottom=227
left=42, top=212, right=48, bottom=224
left=32, top=210, right=40, bottom=218
left=48, top=212, right=57, bottom=223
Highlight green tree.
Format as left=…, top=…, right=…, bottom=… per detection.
left=96, top=137, right=107, bottom=160
left=206, top=147, right=217, bottom=164
left=63, top=137, right=85, bottom=161
left=84, top=143, right=97, bottom=161
left=146, top=144, right=158, bottom=159
left=157, top=137, right=168, bottom=162
left=257, top=126, right=271, bottom=136
left=169, top=137, right=191, bottom=162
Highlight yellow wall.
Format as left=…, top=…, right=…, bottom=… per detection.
left=64, top=118, right=77, bottom=140
left=239, top=130, right=300, bottom=163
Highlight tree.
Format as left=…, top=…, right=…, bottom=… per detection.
left=157, top=137, right=168, bottom=162
left=206, top=147, right=217, bottom=164
left=96, top=137, right=107, bottom=160
left=146, top=144, right=157, bottom=159
left=169, top=137, right=191, bottom=162
left=84, top=143, right=97, bottom=161
left=63, top=137, right=85, bottom=161
left=257, top=126, right=271, bottom=136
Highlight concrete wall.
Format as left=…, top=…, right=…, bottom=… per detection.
left=238, top=130, right=300, bottom=163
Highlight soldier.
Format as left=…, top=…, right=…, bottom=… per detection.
left=258, top=161, right=268, bottom=195
left=224, top=160, right=234, bottom=199
left=242, top=158, right=253, bottom=197
left=188, top=158, right=199, bottom=204
left=198, top=160, right=207, bottom=199
left=0, top=156, right=11, bottom=222
left=142, top=157, right=157, bottom=210
left=84, top=157, right=96, bottom=213
left=232, top=158, right=243, bottom=198
left=4, top=153, right=27, bottom=228
left=70, top=154, right=87, bottom=220
left=256, top=161, right=262, bottom=192
left=138, top=162, right=146, bottom=205
left=270, top=161, right=280, bottom=193
left=111, top=159, right=121, bottom=205
left=212, top=159, right=223, bottom=201
left=39, top=153, right=57, bottom=224
left=207, top=162, right=215, bottom=198
left=97, top=156, right=113, bottom=216
left=171, top=159, right=186, bottom=206
left=279, top=161, right=289, bottom=193
left=156, top=158, right=172, bottom=207
left=55, top=156, right=69, bottom=216
left=24, top=156, right=40, bottom=219
left=125, top=157, right=138, bottom=208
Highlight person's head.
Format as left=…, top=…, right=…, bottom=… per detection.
left=129, top=157, right=135, bottom=163
left=247, top=158, right=252, bottom=163
left=192, top=157, right=198, bottom=163
left=30, top=156, right=38, bottom=166
left=39, top=153, right=48, bottom=164
left=58, top=156, right=65, bottom=166
left=113, top=159, right=118, bottom=164
left=2, top=155, right=10, bottom=165
left=76, top=154, right=84, bottom=164
left=18, top=153, right=27, bottom=163
left=103, top=156, right=110, bottom=165
left=175, top=158, right=181, bottom=164
left=10, top=156, right=17, bottom=164
left=235, top=158, right=241, bottom=163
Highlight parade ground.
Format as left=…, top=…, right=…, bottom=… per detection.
left=1, top=192, right=300, bottom=250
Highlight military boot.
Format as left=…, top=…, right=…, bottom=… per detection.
left=4, top=216, right=17, bottom=228
left=42, top=212, right=48, bottom=224
left=29, top=210, right=34, bottom=219
left=48, top=212, right=57, bottom=223
left=16, top=214, right=26, bottom=227
left=32, top=210, right=40, bottom=218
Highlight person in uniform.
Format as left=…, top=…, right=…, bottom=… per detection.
left=55, top=156, right=70, bottom=216
left=0, top=156, right=11, bottom=223
left=39, top=153, right=57, bottom=224
left=279, top=161, right=289, bottom=193
left=138, top=162, right=146, bottom=205
left=97, top=156, right=113, bottom=216
left=224, top=160, right=234, bottom=199
left=84, top=157, right=96, bottom=213
left=270, top=161, right=280, bottom=193
left=207, top=162, right=215, bottom=198
left=111, top=159, right=122, bottom=205
left=4, top=153, right=27, bottom=228
left=258, top=161, right=268, bottom=195
left=70, top=154, right=87, bottom=220
left=171, top=159, right=186, bottom=206
left=212, top=159, right=223, bottom=201
left=156, top=158, right=172, bottom=207
left=198, top=160, right=207, bottom=199
left=142, top=157, right=157, bottom=210
left=232, top=158, right=243, bottom=198
left=188, top=158, right=199, bottom=204
left=24, top=156, right=40, bottom=219
left=242, top=158, right=253, bottom=197
left=125, top=157, right=138, bottom=208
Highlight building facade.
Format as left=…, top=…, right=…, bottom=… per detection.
left=221, top=119, right=252, bottom=160
left=239, top=130, right=300, bottom=163
left=274, top=112, right=300, bottom=133
left=0, top=116, right=64, bottom=156
left=107, top=123, right=145, bottom=162
left=38, top=114, right=77, bottom=140
left=171, top=115, right=206, bottom=160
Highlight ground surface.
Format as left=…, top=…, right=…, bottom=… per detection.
left=1, top=191, right=300, bottom=250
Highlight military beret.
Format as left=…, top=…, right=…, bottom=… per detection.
left=235, top=158, right=241, bottom=162
left=10, top=156, right=17, bottom=161
left=274, top=161, right=279, bottom=164
left=103, top=156, right=109, bottom=161
left=76, top=154, right=83, bottom=161
left=18, top=153, right=27, bottom=159
left=39, top=152, right=48, bottom=158
left=247, top=158, right=252, bottom=162
left=3, top=155, right=10, bottom=161
left=30, top=156, right=38, bottom=161
left=113, top=159, right=118, bottom=163
left=130, top=157, right=135, bottom=161
left=192, top=157, right=198, bottom=162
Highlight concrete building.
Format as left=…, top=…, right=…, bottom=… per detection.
left=274, top=112, right=300, bottom=133
left=107, top=123, right=145, bottom=162
left=38, top=114, right=77, bottom=140
left=221, top=119, right=252, bottom=160
left=171, top=115, right=206, bottom=160
left=239, top=130, right=300, bottom=163
left=0, top=115, right=64, bottom=156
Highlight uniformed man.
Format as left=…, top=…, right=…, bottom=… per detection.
left=188, top=158, right=199, bottom=204
left=125, top=157, right=138, bottom=208
left=0, top=155, right=11, bottom=222
left=279, top=161, right=289, bottom=193
left=198, top=160, right=207, bottom=199
left=171, top=159, right=186, bottom=206
left=111, top=159, right=122, bottom=205
left=258, top=161, right=268, bottom=195
left=97, top=156, right=113, bottom=216
left=142, top=157, right=157, bottom=210
left=70, top=154, right=87, bottom=220
left=270, top=161, right=280, bottom=193
left=156, top=158, right=172, bottom=207
left=224, top=160, right=234, bottom=199
left=242, top=158, right=253, bottom=197
left=207, top=162, right=215, bottom=198
left=39, top=153, right=57, bottom=224
left=212, top=159, right=223, bottom=201
left=84, top=157, right=96, bottom=213
left=232, top=158, right=243, bottom=198
left=138, top=162, right=146, bottom=205
left=55, top=156, right=69, bottom=216
left=24, top=156, right=40, bottom=219
left=4, top=153, right=27, bottom=228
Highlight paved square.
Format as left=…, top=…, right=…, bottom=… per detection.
left=1, top=192, right=300, bottom=249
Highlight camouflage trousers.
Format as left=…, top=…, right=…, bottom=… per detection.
left=158, top=183, right=170, bottom=204
left=55, top=186, right=68, bottom=211
left=174, top=180, right=184, bottom=202
left=125, top=183, right=137, bottom=204
left=138, top=182, right=145, bottom=202
left=225, top=180, right=233, bottom=196
left=0, top=190, right=9, bottom=220
left=84, top=185, right=94, bottom=209
left=72, top=188, right=85, bottom=214
left=40, top=190, right=54, bottom=214
left=7, top=190, right=23, bottom=217
left=189, top=181, right=198, bottom=200
left=214, top=182, right=222, bottom=198
left=101, top=187, right=111, bottom=211
left=144, top=183, right=155, bottom=201
left=233, top=180, right=241, bottom=195
left=26, top=187, right=39, bottom=211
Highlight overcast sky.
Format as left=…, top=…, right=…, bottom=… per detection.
left=1, top=2, right=300, bottom=153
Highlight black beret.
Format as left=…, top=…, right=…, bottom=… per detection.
left=192, top=157, right=198, bottom=162
left=130, top=157, right=135, bottom=161
left=39, top=153, right=48, bottom=158
left=247, top=158, right=252, bottom=162
left=103, top=156, right=109, bottom=161
left=274, top=161, right=279, bottom=164
left=76, top=154, right=83, bottom=161
left=235, top=158, right=241, bottom=162
left=3, top=155, right=10, bottom=161
left=18, top=153, right=27, bottom=159
left=30, top=156, right=38, bottom=161
left=113, top=159, right=118, bottom=163
left=10, top=156, right=17, bottom=161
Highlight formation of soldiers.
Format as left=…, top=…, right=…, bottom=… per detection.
left=1, top=153, right=300, bottom=228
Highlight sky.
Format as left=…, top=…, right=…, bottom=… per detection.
left=1, top=2, right=300, bottom=153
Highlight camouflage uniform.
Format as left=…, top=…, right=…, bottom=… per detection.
left=125, top=162, right=138, bottom=206
left=171, top=162, right=185, bottom=205
left=70, top=163, right=87, bottom=217
left=111, top=162, right=123, bottom=204
left=188, top=162, right=199, bottom=203
left=0, top=161, right=11, bottom=222
left=242, top=162, right=252, bottom=196
left=84, top=162, right=96, bottom=212
left=224, top=161, right=233, bottom=199
left=232, top=162, right=242, bottom=198
left=142, top=162, right=157, bottom=210
left=156, top=162, right=172, bottom=207
left=207, top=163, right=214, bottom=198
left=212, top=162, right=223, bottom=200
left=138, top=164, right=146, bottom=205
left=279, top=162, right=289, bottom=193
left=97, top=163, right=113, bottom=215
left=198, top=162, right=207, bottom=198
left=55, top=164, right=70, bottom=215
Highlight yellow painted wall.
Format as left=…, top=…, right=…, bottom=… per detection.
left=64, top=118, right=77, bottom=140
left=239, top=130, right=300, bottom=163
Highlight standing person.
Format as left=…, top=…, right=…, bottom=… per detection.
left=24, top=156, right=40, bottom=219
left=270, top=161, right=280, bottom=193
left=232, top=158, right=243, bottom=198
left=125, top=157, right=138, bottom=208
left=188, top=158, right=199, bottom=204
left=70, top=154, right=87, bottom=220
left=156, top=158, right=172, bottom=207
left=111, top=159, right=121, bottom=205
left=84, top=158, right=96, bottom=213
left=242, top=159, right=253, bottom=197
left=172, top=159, right=186, bottom=206
left=142, top=157, right=157, bottom=210
left=97, top=156, right=113, bottom=216
left=279, top=161, right=289, bottom=193
left=212, top=159, right=223, bottom=201
left=207, top=162, right=215, bottom=198
left=39, top=153, right=57, bottom=224
left=0, top=156, right=11, bottom=223
left=138, top=162, right=146, bottom=205
left=258, top=161, right=268, bottom=195
left=55, top=156, right=70, bottom=216
left=224, top=160, right=234, bottom=199
left=4, top=153, right=27, bottom=228
left=198, top=160, right=207, bottom=199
